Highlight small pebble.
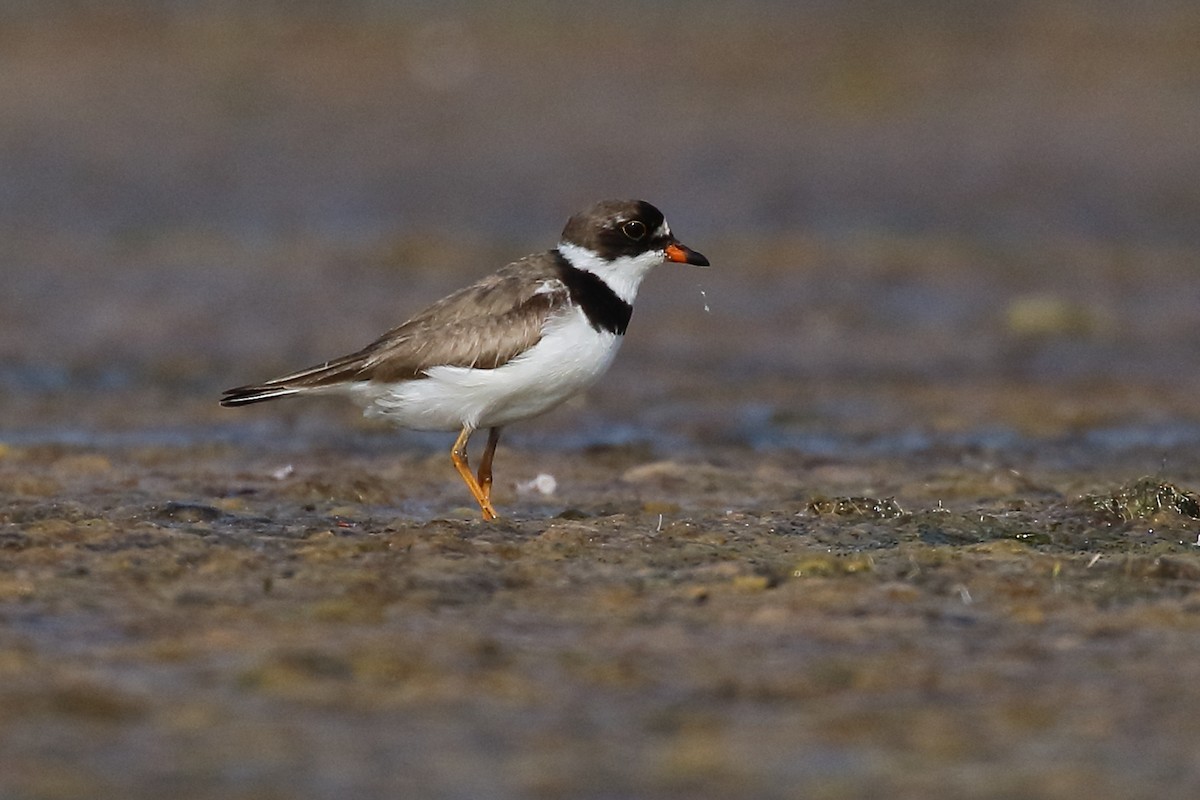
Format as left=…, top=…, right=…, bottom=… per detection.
left=517, top=473, right=557, bottom=496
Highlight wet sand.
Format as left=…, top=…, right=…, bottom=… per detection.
left=5, top=4, right=1200, bottom=799
left=7, top=430, right=1200, bottom=799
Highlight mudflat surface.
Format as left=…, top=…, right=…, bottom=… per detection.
left=5, top=4, right=1200, bottom=799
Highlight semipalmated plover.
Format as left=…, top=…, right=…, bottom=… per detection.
left=221, top=199, right=709, bottom=519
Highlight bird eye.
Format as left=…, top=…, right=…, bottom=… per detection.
left=621, top=220, right=647, bottom=241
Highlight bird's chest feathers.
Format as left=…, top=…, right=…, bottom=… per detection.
left=490, top=307, right=622, bottom=401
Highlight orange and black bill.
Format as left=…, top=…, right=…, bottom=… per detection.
left=665, top=242, right=710, bottom=267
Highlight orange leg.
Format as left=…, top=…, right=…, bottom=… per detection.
left=450, top=426, right=499, bottom=521
left=477, top=427, right=502, bottom=503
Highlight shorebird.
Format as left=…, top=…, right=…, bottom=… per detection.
left=221, top=199, right=709, bottom=519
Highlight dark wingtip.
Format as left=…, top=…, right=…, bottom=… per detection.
left=220, top=385, right=288, bottom=407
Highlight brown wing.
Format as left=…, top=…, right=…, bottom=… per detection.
left=221, top=253, right=569, bottom=405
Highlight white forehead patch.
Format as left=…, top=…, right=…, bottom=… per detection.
left=654, top=220, right=672, bottom=239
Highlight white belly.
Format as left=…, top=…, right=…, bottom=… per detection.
left=349, top=307, right=622, bottom=431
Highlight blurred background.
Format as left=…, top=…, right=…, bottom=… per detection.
left=6, top=6, right=1200, bottom=797
left=2, top=0, right=1200, bottom=448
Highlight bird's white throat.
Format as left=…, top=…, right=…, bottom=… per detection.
left=556, top=242, right=663, bottom=306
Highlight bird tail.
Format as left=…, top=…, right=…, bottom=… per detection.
left=219, top=384, right=306, bottom=406
left=220, top=353, right=368, bottom=407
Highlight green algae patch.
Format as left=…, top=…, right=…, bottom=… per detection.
left=1084, top=477, right=1200, bottom=523
left=791, top=552, right=876, bottom=578
left=807, top=495, right=906, bottom=519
